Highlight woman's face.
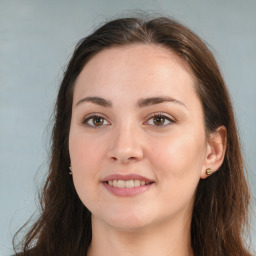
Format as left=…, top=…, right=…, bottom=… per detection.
left=69, top=44, right=210, bottom=230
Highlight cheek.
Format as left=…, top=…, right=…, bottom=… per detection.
left=69, top=131, right=108, bottom=171
left=69, top=132, right=109, bottom=201
left=149, top=131, right=206, bottom=196
left=148, top=133, right=206, bottom=215
left=152, top=134, right=205, bottom=172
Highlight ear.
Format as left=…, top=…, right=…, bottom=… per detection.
left=200, top=126, right=227, bottom=179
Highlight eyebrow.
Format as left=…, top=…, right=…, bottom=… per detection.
left=137, top=96, right=188, bottom=109
left=75, top=96, right=188, bottom=110
left=76, top=96, right=112, bottom=107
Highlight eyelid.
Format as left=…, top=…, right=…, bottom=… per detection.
left=81, top=112, right=111, bottom=128
left=81, top=112, right=175, bottom=128
left=144, top=112, right=175, bottom=127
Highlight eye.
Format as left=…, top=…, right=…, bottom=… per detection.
left=81, top=114, right=110, bottom=128
left=145, top=113, right=174, bottom=127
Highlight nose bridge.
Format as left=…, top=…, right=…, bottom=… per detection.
left=108, top=119, right=143, bottom=163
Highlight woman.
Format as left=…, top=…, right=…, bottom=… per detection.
left=13, top=16, right=253, bottom=256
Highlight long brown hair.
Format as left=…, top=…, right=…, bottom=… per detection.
left=13, top=15, right=253, bottom=256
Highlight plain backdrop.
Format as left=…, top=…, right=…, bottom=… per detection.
left=0, top=0, right=255, bottom=255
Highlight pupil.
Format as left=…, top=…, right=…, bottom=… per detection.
left=93, top=117, right=103, bottom=126
left=154, top=116, right=164, bottom=125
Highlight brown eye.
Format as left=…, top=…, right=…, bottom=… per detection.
left=153, top=116, right=165, bottom=125
left=82, top=114, right=110, bottom=128
left=93, top=116, right=104, bottom=126
left=145, top=113, right=174, bottom=127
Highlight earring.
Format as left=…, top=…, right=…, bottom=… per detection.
left=69, top=166, right=72, bottom=175
left=206, top=168, right=213, bottom=175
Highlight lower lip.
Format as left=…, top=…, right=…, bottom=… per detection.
left=102, top=182, right=154, bottom=197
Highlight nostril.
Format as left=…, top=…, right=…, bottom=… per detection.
left=110, top=156, right=118, bottom=161
left=128, top=156, right=137, bottom=160
left=107, top=144, right=144, bottom=163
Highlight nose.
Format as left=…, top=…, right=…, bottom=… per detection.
left=107, top=125, right=144, bottom=164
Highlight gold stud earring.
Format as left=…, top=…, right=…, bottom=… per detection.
left=206, top=168, right=213, bottom=175
left=69, top=166, right=72, bottom=175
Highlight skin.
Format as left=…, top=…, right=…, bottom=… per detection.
left=69, top=44, right=226, bottom=256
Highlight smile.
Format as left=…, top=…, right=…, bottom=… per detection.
left=102, top=174, right=155, bottom=197
left=107, top=179, right=151, bottom=188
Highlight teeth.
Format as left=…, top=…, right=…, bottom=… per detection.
left=134, top=180, right=140, bottom=187
left=108, top=179, right=149, bottom=188
left=113, top=180, right=118, bottom=187
left=117, top=180, right=125, bottom=188
left=126, top=180, right=134, bottom=188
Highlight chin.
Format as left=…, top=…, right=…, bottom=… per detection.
left=95, top=207, right=154, bottom=231
left=108, top=218, right=151, bottom=231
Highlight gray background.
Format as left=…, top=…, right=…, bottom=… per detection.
left=0, top=0, right=255, bottom=255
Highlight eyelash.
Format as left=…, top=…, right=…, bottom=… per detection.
left=81, top=112, right=175, bottom=129
left=145, top=112, right=175, bottom=128
left=81, top=113, right=110, bottom=129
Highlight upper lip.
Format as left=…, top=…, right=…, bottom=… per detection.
left=102, top=174, right=154, bottom=183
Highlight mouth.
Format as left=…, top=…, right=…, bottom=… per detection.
left=104, top=179, right=153, bottom=188
left=102, top=174, right=155, bottom=196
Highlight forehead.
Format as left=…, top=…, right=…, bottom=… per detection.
left=74, top=44, right=198, bottom=105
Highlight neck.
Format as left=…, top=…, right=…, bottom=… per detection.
left=87, top=214, right=193, bottom=256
